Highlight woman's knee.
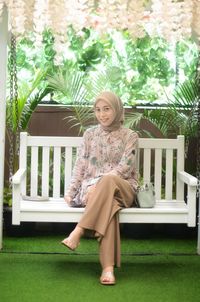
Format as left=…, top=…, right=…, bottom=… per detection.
left=100, top=174, right=120, bottom=184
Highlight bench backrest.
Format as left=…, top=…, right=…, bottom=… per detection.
left=19, top=132, right=185, bottom=201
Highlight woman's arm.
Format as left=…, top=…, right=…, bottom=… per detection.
left=64, top=131, right=89, bottom=200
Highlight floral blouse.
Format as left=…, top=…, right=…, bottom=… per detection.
left=66, top=125, right=138, bottom=206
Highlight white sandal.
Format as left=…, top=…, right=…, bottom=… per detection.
left=100, top=271, right=116, bottom=285
left=61, top=237, right=79, bottom=251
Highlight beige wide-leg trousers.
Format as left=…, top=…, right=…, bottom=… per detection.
left=77, top=174, right=136, bottom=269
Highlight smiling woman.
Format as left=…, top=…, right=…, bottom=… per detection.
left=94, top=91, right=124, bottom=131
left=95, top=101, right=116, bottom=128
left=62, top=91, right=138, bottom=285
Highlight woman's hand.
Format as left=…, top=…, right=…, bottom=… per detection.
left=64, top=195, right=72, bottom=205
left=82, top=184, right=96, bottom=206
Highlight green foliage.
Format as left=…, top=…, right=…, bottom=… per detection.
left=5, top=69, right=51, bottom=188
left=124, top=111, right=143, bottom=133
left=122, top=35, right=175, bottom=101
left=13, top=28, right=199, bottom=106
left=134, top=76, right=200, bottom=140
left=47, top=69, right=100, bottom=134
left=7, top=28, right=200, bottom=145
left=3, top=185, right=12, bottom=207
left=6, top=69, right=51, bottom=133
left=175, top=40, right=199, bottom=81
left=143, top=109, right=174, bottom=137
left=14, top=32, right=56, bottom=78
left=166, top=76, right=200, bottom=138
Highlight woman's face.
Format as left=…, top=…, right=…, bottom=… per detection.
left=95, top=100, right=115, bottom=127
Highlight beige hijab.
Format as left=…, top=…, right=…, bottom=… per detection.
left=94, top=91, right=124, bottom=132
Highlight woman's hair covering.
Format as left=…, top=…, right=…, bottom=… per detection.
left=94, top=91, right=124, bottom=131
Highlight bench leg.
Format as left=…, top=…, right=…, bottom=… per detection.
left=197, top=195, right=200, bottom=255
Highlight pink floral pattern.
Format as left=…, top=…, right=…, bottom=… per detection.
left=66, top=125, right=138, bottom=206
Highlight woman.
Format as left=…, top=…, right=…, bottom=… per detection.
left=62, top=91, right=138, bottom=285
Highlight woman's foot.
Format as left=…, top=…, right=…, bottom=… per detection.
left=61, top=226, right=84, bottom=251
left=100, top=267, right=115, bottom=285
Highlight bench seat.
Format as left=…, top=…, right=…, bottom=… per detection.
left=19, top=199, right=188, bottom=224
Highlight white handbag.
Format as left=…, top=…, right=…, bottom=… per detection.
left=136, top=183, right=156, bottom=208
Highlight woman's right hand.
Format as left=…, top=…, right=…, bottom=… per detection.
left=64, top=195, right=72, bottom=205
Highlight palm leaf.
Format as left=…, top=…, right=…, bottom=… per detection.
left=47, top=69, right=115, bottom=133
left=167, top=77, right=200, bottom=138
left=6, top=69, right=48, bottom=133
left=20, top=86, right=52, bottom=130
left=142, top=108, right=177, bottom=137
left=124, top=111, right=143, bottom=129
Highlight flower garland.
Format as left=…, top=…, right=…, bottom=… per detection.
left=88, top=0, right=145, bottom=38
left=6, top=0, right=29, bottom=37
left=0, top=0, right=5, bottom=22
left=150, top=0, right=193, bottom=42
left=0, top=0, right=200, bottom=62
left=33, top=0, right=48, bottom=46
left=192, top=0, right=200, bottom=45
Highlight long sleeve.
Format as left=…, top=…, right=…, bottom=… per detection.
left=65, top=131, right=89, bottom=199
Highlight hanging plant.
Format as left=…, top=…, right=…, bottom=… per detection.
left=1, top=0, right=200, bottom=64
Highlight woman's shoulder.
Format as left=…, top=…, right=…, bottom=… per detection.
left=83, top=125, right=99, bottom=137
left=120, top=127, right=139, bottom=139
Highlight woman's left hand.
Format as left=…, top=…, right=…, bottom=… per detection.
left=64, top=195, right=72, bottom=205
left=82, top=184, right=96, bottom=206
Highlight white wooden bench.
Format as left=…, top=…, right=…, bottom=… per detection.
left=12, top=132, right=199, bottom=251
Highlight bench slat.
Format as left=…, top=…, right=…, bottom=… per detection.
left=65, top=147, right=73, bottom=192
left=27, top=136, right=82, bottom=147
left=165, top=149, right=173, bottom=199
left=42, top=147, right=50, bottom=197
left=30, top=146, right=38, bottom=196
left=53, top=147, right=61, bottom=198
left=138, top=138, right=181, bottom=149
left=154, top=149, right=162, bottom=199
left=176, top=137, right=185, bottom=200
left=143, top=149, right=151, bottom=183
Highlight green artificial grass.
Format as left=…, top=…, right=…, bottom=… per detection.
left=1, top=235, right=197, bottom=255
left=0, top=222, right=199, bottom=302
left=1, top=229, right=200, bottom=302
left=1, top=252, right=200, bottom=302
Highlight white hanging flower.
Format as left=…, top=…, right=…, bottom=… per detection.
left=47, top=0, right=69, bottom=64
left=91, top=0, right=146, bottom=38
left=23, top=0, right=34, bottom=33
left=0, top=0, right=5, bottom=21
left=1, top=0, right=200, bottom=61
left=127, top=0, right=146, bottom=38
left=6, top=0, right=27, bottom=37
left=64, top=0, right=94, bottom=31
left=192, top=0, right=200, bottom=40
left=33, top=0, right=48, bottom=48
left=150, top=0, right=193, bottom=42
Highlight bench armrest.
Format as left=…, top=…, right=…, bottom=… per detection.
left=12, top=169, right=26, bottom=184
left=178, top=171, right=197, bottom=227
left=178, top=171, right=198, bottom=186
